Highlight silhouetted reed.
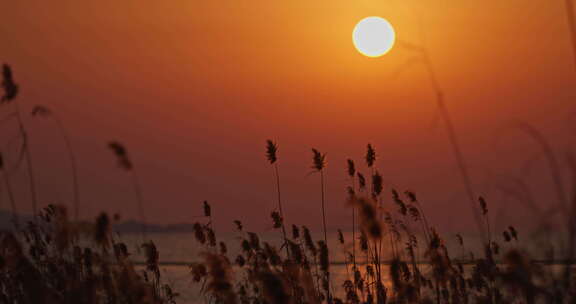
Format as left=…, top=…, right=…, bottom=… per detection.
left=0, top=205, right=176, bottom=303
left=1, top=64, right=39, bottom=219
left=265, top=139, right=290, bottom=259
left=311, top=148, right=328, bottom=244
left=108, top=141, right=147, bottom=241
left=311, top=148, right=331, bottom=302
left=0, top=152, right=18, bottom=228
left=346, top=159, right=358, bottom=273
left=4, top=62, right=576, bottom=304
left=32, top=105, right=81, bottom=221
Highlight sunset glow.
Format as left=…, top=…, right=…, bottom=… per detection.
left=2, top=2, right=576, bottom=302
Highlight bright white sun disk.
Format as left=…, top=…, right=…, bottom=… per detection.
left=353, top=17, right=396, bottom=57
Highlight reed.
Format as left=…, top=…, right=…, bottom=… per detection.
left=31, top=105, right=81, bottom=221
left=0, top=206, right=176, bottom=303
left=311, top=148, right=328, bottom=245
left=397, top=39, right=485, bottom=241
left=266, top=139, right=290, bottom=259
left=311, top=147, right=330, bottom=302
left=346, top=159, right=358, bottom=273
left=108, top=141, right=147, bottom=241
left=2, top=64, right=576, bottom=304
left=1, top=64, right=39, bottom=219
left=0, top=152, right=18, bottom=228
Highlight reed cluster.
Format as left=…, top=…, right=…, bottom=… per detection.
left=0, top=205, right=177, bottom=303
left=2, top=64, right=576, bottom=304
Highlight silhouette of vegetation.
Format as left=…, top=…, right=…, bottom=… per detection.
left=0, top=205, right=177, bottom=303
left=108, top=141, right=147, bottom=241
left=2, top=52, right=576, bottom=304
left=266, top=139, right=290, bottom=259
left=31, top=105, right=81, bottom=221
left=1, top=64, right=39, bottom=220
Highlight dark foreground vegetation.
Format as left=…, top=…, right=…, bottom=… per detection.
left=1, top=63, right=576, bottom=304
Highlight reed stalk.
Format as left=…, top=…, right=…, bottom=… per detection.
left=108, top=141, right=147, bottom=241
left=266, top=140, right=290, bottom=258
left=311, top=148, right=330, bottom=302
left=1, top=65, right=39, bottom=219
left=0, top=152, right=18, bottom=228
left=32, top=105, right=80, bottom=221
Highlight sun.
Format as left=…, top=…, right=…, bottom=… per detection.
left=353, top=17, right=396, bottom=58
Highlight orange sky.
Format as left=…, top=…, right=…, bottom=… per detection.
left=1, top=0, right=575, bottom=233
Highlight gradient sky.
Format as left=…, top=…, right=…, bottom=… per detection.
left=1, top=0, right=575, bottom=234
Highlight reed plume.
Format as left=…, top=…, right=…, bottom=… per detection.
left=479, top=196, right=492, bottom=246
left=265, top=139, right=290, bottom=259
left=201, top=252, right=237, bottom=304
left=311, top=148, right=328, bottom=250
left=108, top=141, right=147, bottom=241
left=365, top=144, right=376, bottom=170
left=371, top=171, right=383, bottom=200
left=1, top=64, right=18, bottom=103
left=357, top=172, right=366, bottom=191
left=347, top=159, right=358, bottom=272
left=347, top=159, right=356, bottom=178
left=1, top=64, right=39, bottom=219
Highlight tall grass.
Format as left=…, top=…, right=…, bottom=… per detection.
left=2, top=64, right=576, bottom=304
left=0, top=152, right=18, bottom=228
left=0, top=205, right=176, bottom=303
left=397, top=37, right=485, bottom=241
left=266, top=139, right=290, bottom=258
left=1, top=64, right=39, bottom=219
left=346, top=159, right=357, bottom=272
left=31, top=105, right=81, bottom=221
left=311, top=148, right=330, bottom=302
left=109, top=141, right=148, bottom=241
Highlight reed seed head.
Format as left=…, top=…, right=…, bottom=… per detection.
left=311, top=148, right=326, bottom=171
left=265, top=140, right=278, bottom=164
left=508, top=226, right=518, bottom=240
left=108, top=141, right=133, bottom=170
left=233, top=220, right=243, bottom=231
left=365, top=144, right=376, bottom=168
left=1, top=64, right=18, bottom=103
left=479, top=196, right=488, bottom=215
left=337, top=229, right=344, bottom=244
left=347, top=159, right=356, bottom=177
left=291, top=224, right=300, bottom=239
left=271, top=211, right=282, bottom=229
left=357, top=173, right=366, bottom=190
left=371, top=171, right=383, bottom=198
left=203, top=200, right=211, bottom=217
